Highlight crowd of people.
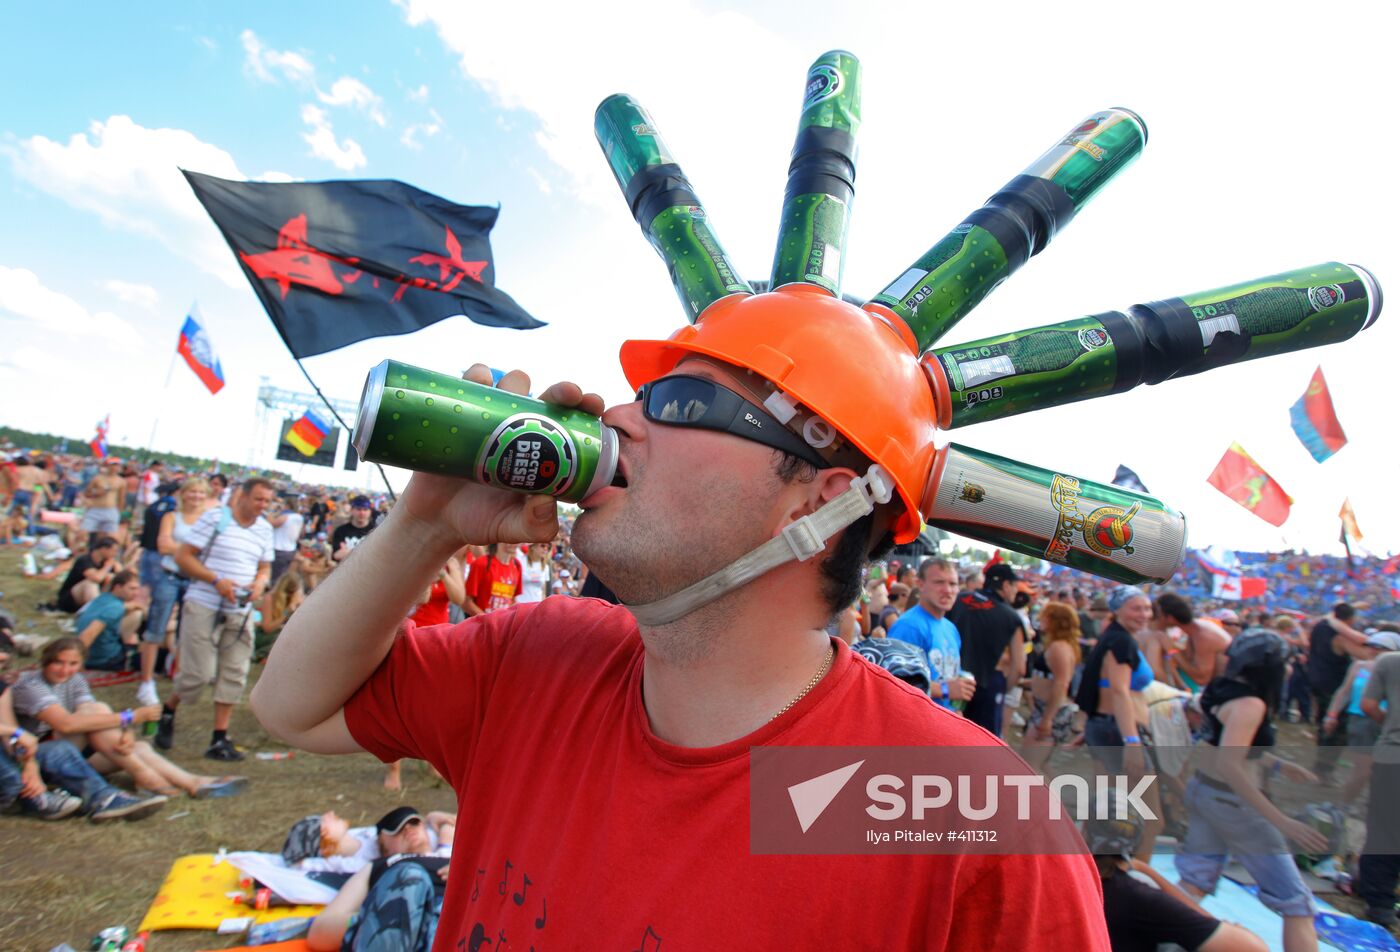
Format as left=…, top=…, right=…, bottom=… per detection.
left=4, top=443, right=1400, bottom=951
left=0, top=449, right=595, bottom=826
left=856, top=554, right=1400, bottom=950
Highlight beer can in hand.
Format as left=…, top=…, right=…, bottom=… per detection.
left=352, top=360, right=618, bottom=504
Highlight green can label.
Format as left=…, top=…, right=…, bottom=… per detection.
left=771, top=193, right=849, bottom=294
left=478, top=415, right=577, bottom=495
left=1022, top=109, right=1146, bottom=208
left=354, top=361, right=615, bottom=504
left=648, top=204, right=751, bottom=322
left=935, top=315, right=1121, bottom=427
left=871, top=223, right=1010, bottom=351
left=1179, top=264, right=1373, bottom=364
left=804, top=64, right=843, bottom=107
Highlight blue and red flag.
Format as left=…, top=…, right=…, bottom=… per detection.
left=177, top=306, right=225, bottom=395
left=284, top=410, right=330, bottom=457
left=89, top=414, right=109, bottom=458
left=1289, top=366, right=1346, bottom=462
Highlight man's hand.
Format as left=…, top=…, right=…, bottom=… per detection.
left=214, top=578, right=239, bottom=602
left=947, top=678, right=976, bottom=704
left=134, top=704, right=162, bottom=724
left=20, top=759, right=46, bottom=800
left=397, top=366, right=605, bottom=548
left=12, top=730, right=39, bottom=760
left=113, top=730, right=136, bottom=756
left=1281, top=817, right=1330, bottom=854
left=1123, top=744, right=1147, bottom=777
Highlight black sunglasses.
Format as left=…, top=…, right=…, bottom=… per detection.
left=636, top=374, right=827, bottom=468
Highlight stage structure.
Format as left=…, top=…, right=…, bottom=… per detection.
left=253, top=376, right=357, bottom=471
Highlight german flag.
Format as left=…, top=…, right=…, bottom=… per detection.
left=285, top=410, right=331, bottom=457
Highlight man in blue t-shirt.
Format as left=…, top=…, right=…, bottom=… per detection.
left=888, top=558, right=974, bottom=710
left=75, top=570, right=145, bottom=671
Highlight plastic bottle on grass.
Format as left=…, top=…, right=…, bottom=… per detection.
left=246, top=916, right=314, bottom=945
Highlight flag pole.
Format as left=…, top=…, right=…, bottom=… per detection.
left=145, top=348, right=180, bottom=458
left=292, top=357, right=396, bottom=501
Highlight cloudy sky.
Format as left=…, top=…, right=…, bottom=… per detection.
left=1, top=1, right=1396, bottom=555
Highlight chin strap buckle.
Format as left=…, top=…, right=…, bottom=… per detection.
left=778, top=464, right=893, bottom=563
left=780, top=518, right=826, bottom=562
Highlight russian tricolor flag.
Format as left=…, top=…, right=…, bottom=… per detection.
left=1289, top=366, right=1346, bottom=463
left=90, top=414, right=109, bottom=458
left=285, top=410, right=330, bottom=457
left=177, top=305, right=225, bottom=395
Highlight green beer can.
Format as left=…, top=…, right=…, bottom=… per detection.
left=594, top=94, right=752, bottom=323
left=869, top=108, right=1147, bottom=352
left=926, top=262, right=1382, bottom=428
left=926, top=443, right=1187, bottom=585
left=352, top=360, right=618, bottom=504
left=770, top=50, right=862, bottom=296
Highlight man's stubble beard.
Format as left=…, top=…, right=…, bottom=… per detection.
left=572, top=471, right=778, bottom=664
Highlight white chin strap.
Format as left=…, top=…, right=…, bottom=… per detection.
left=622, top=464, right=895, bottom=628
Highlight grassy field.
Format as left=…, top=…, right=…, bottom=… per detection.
left=0, top=551, right=457, bottom=952
left=4, top=543, right=1388, bottom=949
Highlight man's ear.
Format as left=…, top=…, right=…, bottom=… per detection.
left=772, top=467, right=857, bottom=533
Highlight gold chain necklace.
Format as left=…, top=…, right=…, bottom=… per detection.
left=770, top=643, right=834, bottom=722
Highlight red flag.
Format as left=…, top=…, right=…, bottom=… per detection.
left=1206, top=442, right=1293, bottom=527
left=1213, top=574, right=1267, bottom=600
left=1289, top=366, right=1347, bottom=462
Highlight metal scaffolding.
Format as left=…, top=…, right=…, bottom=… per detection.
left=253, top=376, right=358, bottom=470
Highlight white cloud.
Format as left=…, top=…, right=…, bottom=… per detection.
left=396, top=0, right=795, bottom=217
left=399, top=108, right=443, bottom=151
left=0, top=266, right=143, bottom=351
left=257, top=170, right=299, bottom=183
left=526, top=167, right=552, bottom=195
left=103, top=279, right=160, bottom=310
left=319, top=77, right=386, bottom=126
left=300, top=105, right=367, bottom=171
left=407, top=83, right=429, bottom=102
left=6, top=115, right=246, bottom=286
left=240, top=29, right=314, bottom=84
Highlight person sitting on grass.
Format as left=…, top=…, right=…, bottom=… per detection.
left=1086, top=809, right=1267, bottom=951
left=2, top=678, right=165, bottom=822
left=50, top=535, right=123, bottom=614
left=74, top=569, right=146, bottom=672
left=306, top=806, right=455, bottom=951
left=254, top=565, right=305, bottom=663
left=8, top=638, right=247, bottom=800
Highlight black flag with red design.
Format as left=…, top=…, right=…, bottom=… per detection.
left=184, top=170, right=544, bottom=358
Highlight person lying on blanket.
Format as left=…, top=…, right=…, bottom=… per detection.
left=307, top=806, right=455, bottom=952
left=282, top=806, right=458, bottom=873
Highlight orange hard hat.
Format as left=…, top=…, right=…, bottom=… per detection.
left=620, top=284, right=939, bottom=543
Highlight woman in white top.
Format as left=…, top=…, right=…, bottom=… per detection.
left=137, top=479, right=209, bottom=704
left=516, top=542, right=552, bottom=604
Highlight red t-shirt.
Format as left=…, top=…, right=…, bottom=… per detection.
left=345, top=599, right=1109, bottom=950
left=466, top=555, right=522, bottom=612
left=409, top=579, right=451, bottom=628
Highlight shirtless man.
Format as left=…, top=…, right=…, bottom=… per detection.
left=7, top=456, right=54, bottom=533
left=77, top=458, right=127, bottom=549
left=1154, top=593, right=1231, bottom=693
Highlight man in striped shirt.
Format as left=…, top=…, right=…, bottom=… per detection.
left=156, top=478, right=274, bottom=761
